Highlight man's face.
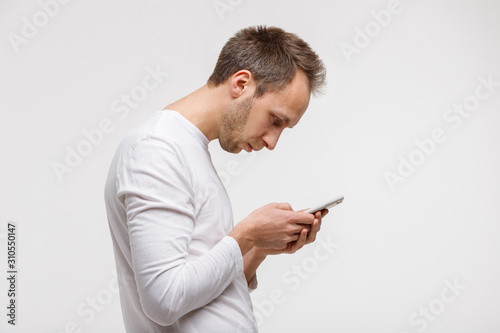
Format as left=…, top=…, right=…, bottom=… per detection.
left=219, top=70, right=311, bottom=153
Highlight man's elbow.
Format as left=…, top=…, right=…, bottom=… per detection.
left=139, top=290, right=189, bottom=326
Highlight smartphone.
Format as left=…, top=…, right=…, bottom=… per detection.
left=305, top=195, right=344, bottom=214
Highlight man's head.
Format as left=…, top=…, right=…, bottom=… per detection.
left=208, top=26, right=326, bottom=153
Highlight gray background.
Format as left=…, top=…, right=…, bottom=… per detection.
left=1, top=0, right=499, bottom=332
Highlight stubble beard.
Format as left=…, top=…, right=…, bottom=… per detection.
left=219, top=96, right=254, bottom=153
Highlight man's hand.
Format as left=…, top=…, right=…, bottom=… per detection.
left=256, top=208, right=329, bottom=255
left=229, top=203, right=316, bottom=256
left=236, top=206, right=329, bottom=286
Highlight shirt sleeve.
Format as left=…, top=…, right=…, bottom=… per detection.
left=116, top=136, right=244, bottom=326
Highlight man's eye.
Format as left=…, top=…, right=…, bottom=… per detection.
left=272, top=116, right=281, bottom=126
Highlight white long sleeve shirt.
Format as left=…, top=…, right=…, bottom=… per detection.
left=104, top=109, right=258, bottom=332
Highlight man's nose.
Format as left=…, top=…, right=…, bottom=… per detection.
left=263, top=131, right=282, bottom=151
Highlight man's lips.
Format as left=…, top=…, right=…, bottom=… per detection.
left=243, top=143, right=263, bottom=152
left=242, top=143, right=253, bottom=152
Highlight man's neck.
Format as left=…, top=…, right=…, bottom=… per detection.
left=164, top=85, right=227, bottom=141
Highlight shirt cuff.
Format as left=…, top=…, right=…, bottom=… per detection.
left=221, top=235, right=244, bottom=277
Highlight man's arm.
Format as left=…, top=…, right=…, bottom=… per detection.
left=243, top=247, right=267, bottom=285
left=118, top=138, right=245, bottom=326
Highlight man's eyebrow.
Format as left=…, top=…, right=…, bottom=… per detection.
left=274, top=111, right=294, bottom=128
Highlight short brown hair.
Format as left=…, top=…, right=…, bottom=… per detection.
left=207, top=26, right=326, bottom=97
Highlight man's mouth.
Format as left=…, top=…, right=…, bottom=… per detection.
left=242, top=143, right=253, bottom=153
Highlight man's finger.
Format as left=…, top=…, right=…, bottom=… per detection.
left=292, top=211, right=315, bottom=224
left=274, top=202, right=293, bottom=211
left=289, top=229, right=308, bottom=253
left=305, top=220, right=319, bottom=244
left=291, top=224, right=311, bottom=234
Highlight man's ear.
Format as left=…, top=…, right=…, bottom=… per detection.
left=229, top=70, right=253, bottom=98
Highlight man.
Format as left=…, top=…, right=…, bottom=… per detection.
left=104, top=25, right=328, bottom=332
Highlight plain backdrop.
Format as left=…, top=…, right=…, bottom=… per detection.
left=1, top=0, right=499, bottom=332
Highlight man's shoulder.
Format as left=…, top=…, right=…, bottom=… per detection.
left=119, top=110, right=184, bottom=151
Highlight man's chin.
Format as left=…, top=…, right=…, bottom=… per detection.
left=219, top=139, right=250, bottom=154
left=220, top=144, right=243, bottom=154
